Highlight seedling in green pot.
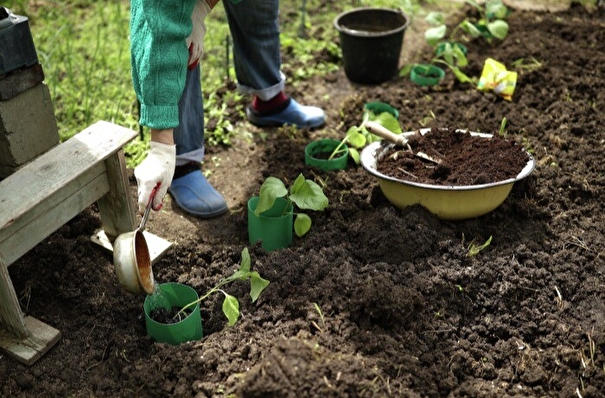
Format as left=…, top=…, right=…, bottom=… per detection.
left=255, top=173, right=328, bottom=237
left=176, top=247, right=270, bottom=326
left=330, top=105, right=402, bottom=164
left=420, top=11, right=473, bottom=84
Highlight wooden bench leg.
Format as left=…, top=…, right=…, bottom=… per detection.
left=92, top=149, right=173, bottom=264
left=96, top=150, right=136, bottom=243
left=0, top=257, right=61, bottom=365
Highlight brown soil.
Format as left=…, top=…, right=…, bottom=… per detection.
left=376, top=128, right=531, bottom=185
left=3, top=2, right=605, bottom=398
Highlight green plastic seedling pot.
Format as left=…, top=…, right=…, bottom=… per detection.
left=410, top=64, right=446, bottom=86
left=305, top=139, right=349, bottom=171
left=143, top=282, right=202, bottom=345
left=364, top=101, right=399, bottom=119
left=248, top=196, right=293, bottom=252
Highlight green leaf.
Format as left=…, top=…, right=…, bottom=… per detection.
left=294, top=213, right=312, bottom=237
left=346, top=130, right=366, bottom=149
left=290, top=175, right=329, bottom=211
left=452, top=46, right=468, bottom=67
left=460, top=20, right=482, bottom=38
left=346, top=125, right=360, bottom=136
left=349, top=148, right=360, bottom=165
left=256, top=177, right=287, bottom=215
left=486, top=0, right=508, bottom=19
left=487, top=20, right=509, bottom=40
left=222, top=294, right=240, bottom=326
left=399, top=63, right=413, bottom=77
left=425, top=25, right=447, bottom=47
left=239, top=247, right=251, bottom=274
left=375, top=113, right=402, bottom=134
left=224, top=269, right=248, bottom=283
left=249, top=272, right=270, bottom=302
left=441, top=42, right=454, bottom=65
left=424, top=11, right=445, bottom=26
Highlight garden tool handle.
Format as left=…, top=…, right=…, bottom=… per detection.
left=365, top=121, right=407, bottom=147
left=139, top=183, right=160, bottom=231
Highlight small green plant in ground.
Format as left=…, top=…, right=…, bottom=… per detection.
left=176, top=247, right=269, bottom=326
left=460, top=0, right=509, bottom=42
left=467, top=236, right=493, bottom=257
left=413, top=11, right=472, bottom=84
left=498, top=117, right=508, bottom=137
left=255, top=174, right=329, bottom=237
left=406, top=0, right=510, bottom=85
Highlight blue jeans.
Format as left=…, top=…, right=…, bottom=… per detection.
left=175, top=0, right=285, bottom=165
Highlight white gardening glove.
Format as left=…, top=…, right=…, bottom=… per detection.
left=134, top=141, right=176, bottom=213
left=186, top=0, right=212, bottom=70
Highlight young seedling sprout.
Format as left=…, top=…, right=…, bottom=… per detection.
left=461, top=0, right=510, bottom=42
left=467, top=235, right=493, bottom=257
left=175, top=247, right=270, bottom=326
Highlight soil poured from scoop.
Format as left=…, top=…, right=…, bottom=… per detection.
left=150, top=307, right=192, bottom=324
left=376, top=127, right=531, bottom=185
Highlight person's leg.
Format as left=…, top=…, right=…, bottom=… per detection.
left=174, top=66, right=205, bottom=166
left=223, top=0, right=325, bottom=128
left=168, top=65, right=228, bottom=218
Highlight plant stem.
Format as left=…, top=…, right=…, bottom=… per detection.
left=328, top=137, right=349, bottom=160
left=174, top=278, right=231, bottom=319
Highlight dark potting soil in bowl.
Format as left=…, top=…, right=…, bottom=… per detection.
left=376, top=127, right=530, bottom=186
left=150, top=307, right=193, bottom=324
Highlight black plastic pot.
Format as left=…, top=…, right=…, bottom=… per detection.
left=334, top=8, right=409, bottom=85
left=0, top=7, right=38, bottom=76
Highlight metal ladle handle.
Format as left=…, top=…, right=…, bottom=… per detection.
left=139, top=184, right=159, bottom=231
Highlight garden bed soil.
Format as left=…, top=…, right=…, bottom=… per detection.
left=2, top=2, right=605, bottom=398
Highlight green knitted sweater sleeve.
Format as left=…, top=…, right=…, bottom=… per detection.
left=130, top=0, right=197, bottom=129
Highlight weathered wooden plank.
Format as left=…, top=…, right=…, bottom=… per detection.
left=0, top=316, right=61, bottom=366
left=0, top=120, right=137, bottom=236
left=0, top=162, right=106, bottom=246
left=1, top=256, right=60, bottom=365
left=0, top=121, right=138, bottom=365
left=0, top=171, right=109, bottom=267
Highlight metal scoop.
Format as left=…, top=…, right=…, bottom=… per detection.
left=112, top=185, right=159, bottom=295
left=365, top=121, right=441, bottom=164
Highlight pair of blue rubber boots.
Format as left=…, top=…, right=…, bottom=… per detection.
left=169, top=99, right=325, bottom=218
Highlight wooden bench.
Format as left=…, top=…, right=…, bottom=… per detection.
left=0, top=120, right=159, bottom=365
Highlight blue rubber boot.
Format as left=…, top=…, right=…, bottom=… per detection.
left=168, top=171, right=228, bottom=218
left=246, top=99, right=325, bottom=128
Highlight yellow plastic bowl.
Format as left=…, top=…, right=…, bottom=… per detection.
left=360, top=130, right=536, bottom=220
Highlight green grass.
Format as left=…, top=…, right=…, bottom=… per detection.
left=10, top=0, right=436, bottom=167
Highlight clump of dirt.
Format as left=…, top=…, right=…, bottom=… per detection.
left=376, top=127, right=531, bottom=185
left=2, top=3, right=605, bottom=398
